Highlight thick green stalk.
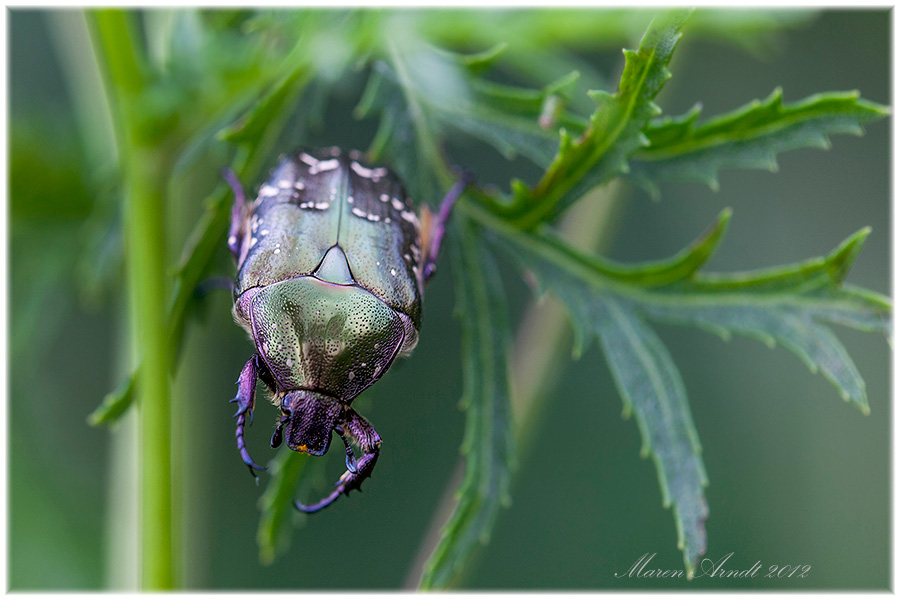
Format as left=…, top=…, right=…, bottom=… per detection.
left=129, top=145, right=173, bottom=590
left=91, top=10, right=174, bottom=589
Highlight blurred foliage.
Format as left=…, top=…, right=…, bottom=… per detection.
left=9, top=7, right=890, bottom=591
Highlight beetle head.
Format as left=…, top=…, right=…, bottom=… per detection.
left=281, top=390, right=343, bottom=456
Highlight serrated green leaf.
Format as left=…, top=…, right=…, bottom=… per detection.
left=631, top=228, right=890, bottom=413
left=643, top=301, right=872, bottom=410
left=419, top=218, right=515, bottom=590
left=630, top=88, right=890, bottom=198
left=495, top=210, right=888, bottom=411
left=593, top=297, right=708, bottom=575
left=532, top=207, right=731, bottom=288
left=649, top=227, right=891, bottom=339
left=666, top=226, right=874, bottom=295
left=497, top=9, right=693, bottom=229
left=484, top=220, right=709, bottom=573
left=477, top=202, right=889, bottom=570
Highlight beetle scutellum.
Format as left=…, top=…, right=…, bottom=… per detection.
left=224, top=147, right=469, bottom=513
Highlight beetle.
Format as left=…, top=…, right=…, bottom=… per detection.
left=224, top=147, right=469, bottom=513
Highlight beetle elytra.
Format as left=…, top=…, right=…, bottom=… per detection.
left=225, top=147, right=469, bottom=512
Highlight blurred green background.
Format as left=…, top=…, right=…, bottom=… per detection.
left=9, top=8, right=889, bottom=590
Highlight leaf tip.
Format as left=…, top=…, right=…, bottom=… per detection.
left=86, top=409, right=104, bottom=427
left=827, top=226, right=871, bottom=283
left=259, top=547, right=276, bottom=566
left=571, top=336, right=587, bottom=359
left=769, top=86, right=784, bottom=104
left=718, top=206, right=733, bottom=227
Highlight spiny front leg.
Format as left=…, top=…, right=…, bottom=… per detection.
left=230, top=354, right=267, bottom=477
left=294, top=409, right=382, bottom=513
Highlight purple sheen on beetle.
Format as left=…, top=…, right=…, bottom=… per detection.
left=223, top=147, right=467, bottom=512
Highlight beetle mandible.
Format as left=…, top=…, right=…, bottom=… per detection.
left=224, top=147, right=469, bottom=513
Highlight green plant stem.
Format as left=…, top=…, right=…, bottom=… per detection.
left=407, top=182, right=624, bottom=588
left=91, top=10, right=174, bottom=590
left=129, top=146, right=174, bottom=592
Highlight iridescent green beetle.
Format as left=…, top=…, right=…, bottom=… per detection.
left=224, top=147, right=468, bottom=512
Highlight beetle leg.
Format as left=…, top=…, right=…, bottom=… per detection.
left=334, top=425, right=358, bottom=474
left=294, top=409, right=381, bottom=513
left=257, top=358, right=277, bottom=394
left=223, top=168, right=246, bottom=261
left=422, top=170, right=474, bottom=281
left=230, top=354, right=267, bottom=478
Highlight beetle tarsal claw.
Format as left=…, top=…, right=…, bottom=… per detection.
left=293, top=414, right=381, bottom=513
left=235, top=412, right=267, bottom=477
left=229, top=355, right=270, bottom=479
left=294, top=449, right=379, bottom=512
left=294, top=489, right=342, bottom=514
